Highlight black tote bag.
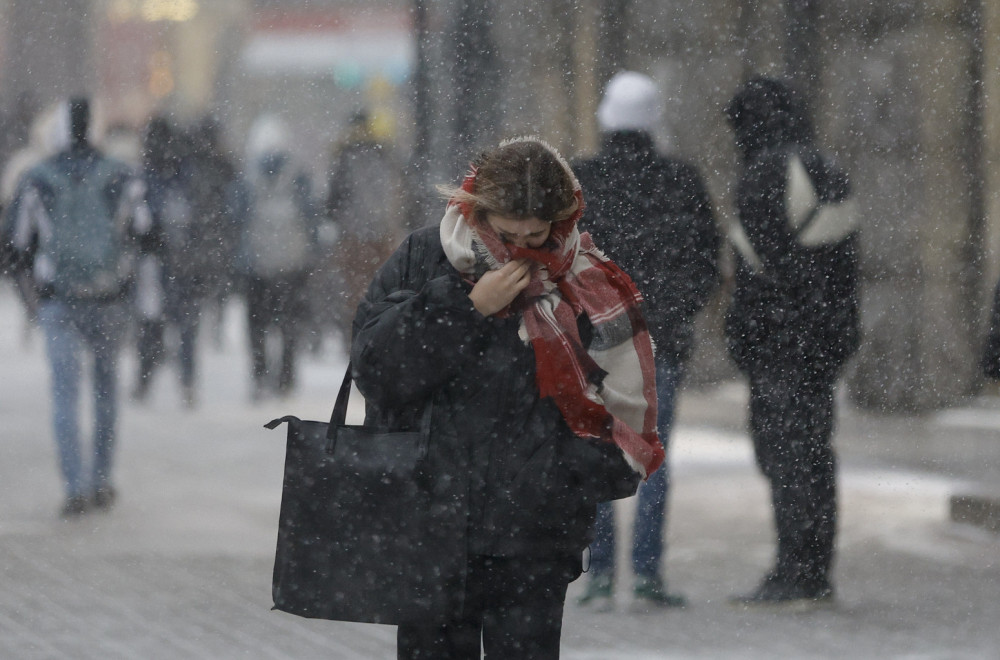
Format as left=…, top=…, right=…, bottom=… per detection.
left=265, top=366, right=464, bottom=624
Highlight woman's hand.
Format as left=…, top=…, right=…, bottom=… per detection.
left=469, top=258, right=532, bottom=316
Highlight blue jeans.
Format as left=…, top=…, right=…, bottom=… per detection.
left=589, top=357, right=684, bottom=579
left=38, top=299, right=127, bottom=498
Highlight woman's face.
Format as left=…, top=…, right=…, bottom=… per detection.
left=483, top=213, right=552, bottom=249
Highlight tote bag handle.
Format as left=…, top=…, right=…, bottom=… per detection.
left=325, top=363, right=434, bottom=450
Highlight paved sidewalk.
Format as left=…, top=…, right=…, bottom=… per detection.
left=1, top=285, right=998, bottom=659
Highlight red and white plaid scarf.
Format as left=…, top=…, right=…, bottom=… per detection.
left=439, top=143, right=663, bottom=478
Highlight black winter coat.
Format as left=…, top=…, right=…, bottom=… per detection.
left=573, top=132, right=720, bottom=363
left=723, top=77, right=861, bottom=377
left=725, top=144, right=860, bottom=376
left=350, top=226, right=639, bottom=562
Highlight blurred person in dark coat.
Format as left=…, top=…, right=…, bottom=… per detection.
left=573, top=71, right=721, bottom=610
left=185, top=115, right=238, bottom=346
left=132, top=115, right=208, bottom=408
left=230, top=115, right=318, bottom=400
left=324, top=109, right=404, bottom=341
left=724, top=76, right=860, bottom=607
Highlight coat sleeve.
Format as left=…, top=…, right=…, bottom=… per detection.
left=738, top=150, right=797, bottom=271
left=350, top=231, right=492, bottom=409
left=650, top=163, right=720, bottom=335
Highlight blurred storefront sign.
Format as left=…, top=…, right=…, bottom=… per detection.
left=226, top=8, right=414, bottom=181
left=240, top=11, right=412, bottom=86
left=106, top=0, right=200, bottom=23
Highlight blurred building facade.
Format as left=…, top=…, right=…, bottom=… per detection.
left=0, top=0, right=996, bottom=412
left=0, top=0, right=413, bottom=191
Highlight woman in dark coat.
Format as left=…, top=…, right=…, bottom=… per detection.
left=724, top=77, right=860, bottom=606
left=350, top=137, right=662, bottom=658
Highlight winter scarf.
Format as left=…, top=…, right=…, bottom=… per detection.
left=439, top=144, right=664, bottom=478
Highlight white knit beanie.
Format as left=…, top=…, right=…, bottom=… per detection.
left=597, top=71, right=661, bottom=133
left=246, top=113, right=291, bottom=160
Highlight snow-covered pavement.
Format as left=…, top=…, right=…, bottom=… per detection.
left=1, top=283, right=998, bottom=659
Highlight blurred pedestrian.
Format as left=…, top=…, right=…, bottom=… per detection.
left=573, top=71, right=721, bottom=610
left=133, top=115, right=207, bottom=407
left=350, top=137, right=663, bottom=658
left=230, top=114, right=318, bottom=400
left=323, top=109, right=404, bottom=341
left=5, top=97, right=152, bottom=517
left=0, top=102, right=71, bottom=332
left=724, top=77, right=860, bottom=606
left=186, top=114, right=238, bottom=347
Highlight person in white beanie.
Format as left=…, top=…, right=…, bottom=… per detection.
left=574, top=71, right=721, bottom=611
left=230, top=114, right=319, bottom=400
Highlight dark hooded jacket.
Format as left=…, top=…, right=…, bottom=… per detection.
left=573, top=131, right=720, bottom=363
left=350, top=226, right=639, bottom=565
left=724, top=77, right=860, bottom=375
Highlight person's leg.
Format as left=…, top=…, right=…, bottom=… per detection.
left=577, top=501, right=615, bottom=607
left=397, top=556, right=483, bottom=660
left=762, top=370, right=835, bottom=590
left=134, top=319, right=164, bottom=399
left=38, top=301, right=86, bottom=507
left=275, top=273, right=305, bottom=394
left=749, top=369, right=799, bottom=578
left=83, top=302, right=126, bottom=499
left=588, top=501, right=616, bottom=574
left=792, top=372, right=837, bottom=592
left=632, top=360, right=683, bottom=571
left=481, top=556, right=575, bottom=660
left=630, top=357, right=686, bottom=605
left=174, top=290, right=201, bottom=402
left=245, top=277, right=269, bottom=396
left=397, top=624, right=480, bottom=660
left=737, top=368, right=835, bottom=603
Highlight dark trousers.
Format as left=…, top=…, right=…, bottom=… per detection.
left=135, top=295, right=200, bottom=391
left=748, top=367, right=837, bottom=591
left=397, top=555, right=577, bottom=660
left=163, top=277, right=202, bottom=389
left=135, top=319, right=165, bottom=389
left=246, top=272, right=306, bottom=391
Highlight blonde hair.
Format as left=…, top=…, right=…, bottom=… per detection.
left=438, top=137, right=579, bottom=224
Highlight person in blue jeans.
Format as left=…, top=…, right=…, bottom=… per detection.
left=37, top=300, right=130, bottom=511
left=574, top=72, right=720, bottom=609
left=6, top=97, right=151, bottom=517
